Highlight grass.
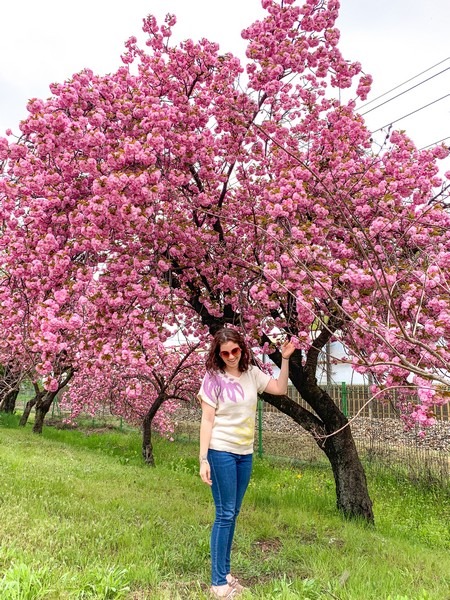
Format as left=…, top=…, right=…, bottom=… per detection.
left=0, top=413, right=449, bottom=599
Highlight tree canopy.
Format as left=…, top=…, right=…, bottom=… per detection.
left=1, top=0, right=449, bottom=519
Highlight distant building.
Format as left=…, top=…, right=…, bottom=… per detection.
left=317, top=341, right=367, bottom=386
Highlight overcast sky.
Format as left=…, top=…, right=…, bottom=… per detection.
left=1, top=0, right=449, bottom=163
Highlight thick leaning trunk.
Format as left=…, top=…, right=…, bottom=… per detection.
left=322, top=427, right=373, bottom=520
left=301, top=374, right=373, bottom=523
left=264, top=365, right=374, bottom=523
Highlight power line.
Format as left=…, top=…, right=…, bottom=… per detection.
left=419, top=136, right=450, bottom=150
left=361, top=67, right=450, bottom=116
left=371, top=94, right=450, bottom=134
left=358, top=56, right=450, bottom=111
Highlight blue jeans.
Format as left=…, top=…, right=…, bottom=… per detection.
left=208, top=449, right=253, bottom=586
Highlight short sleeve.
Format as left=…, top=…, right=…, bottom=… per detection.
left=252, top=365, right=272, bottom=394
left=197, top=372, right=221, bottom=409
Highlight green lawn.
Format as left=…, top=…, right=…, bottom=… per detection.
left=0, top=416, right=449, bottom=599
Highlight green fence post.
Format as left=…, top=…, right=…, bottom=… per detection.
left=257, top=396, right=264, bottom=458
left=341, top=381, right=348, bottom=417
left=52, top=398, right=60, bottom=417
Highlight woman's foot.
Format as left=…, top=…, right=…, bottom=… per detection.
left=210, top=583, right=239, bottom=598
left=226, top=575, right=247, bottom=593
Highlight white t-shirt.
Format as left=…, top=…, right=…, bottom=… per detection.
left=198, top=365, right=271, bottom=455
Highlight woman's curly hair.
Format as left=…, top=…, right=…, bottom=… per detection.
left=205, top=328, right=250, bottom=373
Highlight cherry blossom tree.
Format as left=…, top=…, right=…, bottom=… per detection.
left=1, top=0, right=450, bottom=521
left=0, top=235, right=87, bottom=429
left=61, top=340, right=203, bottom=466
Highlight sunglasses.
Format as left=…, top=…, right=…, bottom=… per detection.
left=219, top=347, right=242, bottom=359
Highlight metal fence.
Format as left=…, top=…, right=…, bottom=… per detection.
left=258, top=384, right=449, bottom=485
left=263, top=383, right=450, bottom=421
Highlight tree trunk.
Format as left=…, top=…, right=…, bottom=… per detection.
left=33, top=391, right=59, bottom=434
left=142, top=414, right=155, bottom=467
left=263, top=361, right=374, bottom=523
left=32, top=367, right=74, bottom=434
left=142, top=394, right=166, bottom=466
left=0, top=388, right=19, bottom=413
left=0, top=363, right=21, bottom=413
left=19, top=393, right=43, bottom=427
left=324, top=429, right=373, bottom=520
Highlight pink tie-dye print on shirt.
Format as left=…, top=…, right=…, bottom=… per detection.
left=203, top=372, right=244, bottom=404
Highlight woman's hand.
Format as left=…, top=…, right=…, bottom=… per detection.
left=200, top=459, right=212, bottom=486
left=280, top=339, right=296, bottom=359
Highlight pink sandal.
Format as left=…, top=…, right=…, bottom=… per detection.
left=210, top=584, right=239, bottom=598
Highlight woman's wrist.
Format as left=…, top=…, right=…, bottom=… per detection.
left=281, top=356, right=290, bottom=360
left=199, top=454, right=208, bottom=463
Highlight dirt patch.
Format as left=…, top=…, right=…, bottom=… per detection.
left=253, top=537, right=283, bottom=554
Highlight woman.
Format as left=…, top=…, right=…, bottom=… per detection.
left=198, top=328, right=295, bottom=599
